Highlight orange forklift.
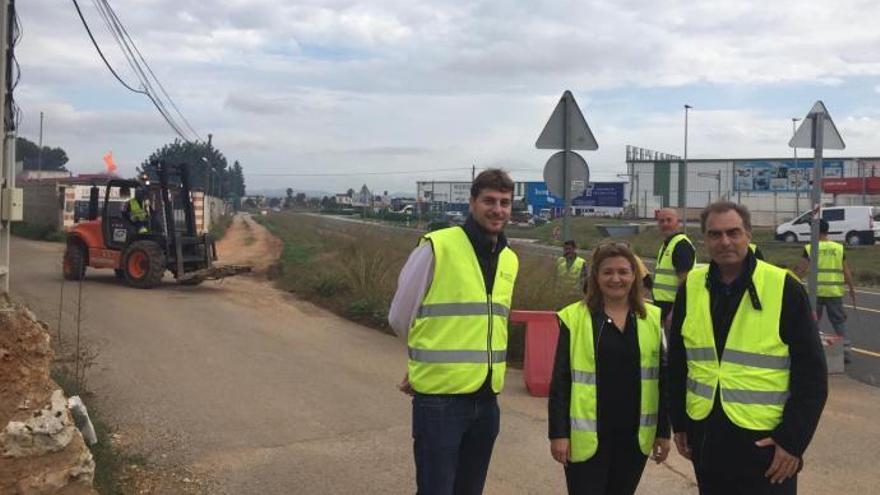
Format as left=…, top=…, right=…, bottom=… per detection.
left=62, top=160, right=248, bottom=288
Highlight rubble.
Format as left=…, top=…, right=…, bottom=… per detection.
left=0, top=298, right=97, bottom=494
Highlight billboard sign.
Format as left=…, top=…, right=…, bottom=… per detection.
left=525, top=181, right=624, bottom=210
left=733, top=160, right=843, bottom=192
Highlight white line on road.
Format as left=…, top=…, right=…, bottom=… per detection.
left=846, top=304, right=880, bottom=314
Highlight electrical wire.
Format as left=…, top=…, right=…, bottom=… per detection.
left=93, top=0, right=195, bottom=141
left=71, top=0, right=145, bottom=95
left=70, top=0, right=198, bottom=142
left=98, top=0, right=201, bottom=141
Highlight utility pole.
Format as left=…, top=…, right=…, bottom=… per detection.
left=0, top=0, right=16, bottom=293
left=792, top=117, right=801, bottom=214
left=682, top=105, right=692, bottom=231
left=472, top=164, right=475, bottom=182
left=205, top=133, right=212, bottom=197
left=37, top=111, right=43, bottom=173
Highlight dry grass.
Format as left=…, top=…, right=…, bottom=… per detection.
left=254, top=212, right=585, bottom=363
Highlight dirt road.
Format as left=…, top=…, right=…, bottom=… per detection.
left=215, top=213, right=283, bottom=274
left=7, top=215, right=879, bottom=494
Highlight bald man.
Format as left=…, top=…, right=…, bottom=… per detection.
left=652, top=208, right=695, bottom=324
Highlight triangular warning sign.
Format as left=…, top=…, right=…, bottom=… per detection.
left=789, top=101, right=845, bottom=150
left=536, top=91, right=598, bottom=150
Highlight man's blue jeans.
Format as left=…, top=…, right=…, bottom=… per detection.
left=412, top=393, right=499, bottom=495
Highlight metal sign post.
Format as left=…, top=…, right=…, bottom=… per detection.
left=536, top=91, right=597, bottom=241
left=790, top=101, right=845, bottom=309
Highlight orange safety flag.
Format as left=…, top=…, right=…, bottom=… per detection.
left=103, top=151, right=117, bottom=173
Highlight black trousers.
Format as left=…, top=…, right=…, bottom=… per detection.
left=563, top=439, right=648, bottom=495
left=691, top=432, right=798, bottom=495
left=695, top=469, right=797, bottom=495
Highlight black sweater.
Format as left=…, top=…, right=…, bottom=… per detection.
left=548, top=309, right=671, bottom=442
left=668, top=252, right=828, bottom=467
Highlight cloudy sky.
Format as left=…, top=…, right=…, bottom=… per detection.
left=16, top=0, right=880, bottom=193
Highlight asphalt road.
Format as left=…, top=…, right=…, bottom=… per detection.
left=7, top=216, right=879, bottom=494
left=0, top=228, right=695, bottom=494
left=310, top=214, right=880, bottom=388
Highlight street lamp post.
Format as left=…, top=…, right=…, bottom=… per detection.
left=683, top=105, right=692, bottom=231
left=792, top=117, right=801, bottom=214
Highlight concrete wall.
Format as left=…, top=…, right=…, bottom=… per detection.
left=194, top=192, right=231, bottom=233
left=21, top=182, right=62, bottom=230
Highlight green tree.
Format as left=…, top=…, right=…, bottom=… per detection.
left=284, top=188, right=294, bottom=209
left=16, top=136, right=69, bottom=171
left=141, top=139, right=244, bottom=195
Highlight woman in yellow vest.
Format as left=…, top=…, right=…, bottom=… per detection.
left=548, top=242, right=669, bottom=495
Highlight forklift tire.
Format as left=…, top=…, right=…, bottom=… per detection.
left=63, top=243, right=86, bottom=281
left=122, top=240, right=166, bottom=289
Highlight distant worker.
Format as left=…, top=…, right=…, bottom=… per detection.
left=388, top=169, right=519, bottom=494
left=122, top=187, right=151, bottom=234
left=556, top=240, right=588, bottom=289
left=795, top=219, right=856, bottom=362
left=652, top=208, right=695, bottom=325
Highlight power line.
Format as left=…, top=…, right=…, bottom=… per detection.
left=70, top=0, right=199, bottom=142
left=96, top=0, right=201, bottom=141
left=91, top=0, right=192, bottom=141
left=71, top=0, right=144, bottom=95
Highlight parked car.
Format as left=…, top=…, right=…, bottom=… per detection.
left=775, top=205, right=880, bottom=245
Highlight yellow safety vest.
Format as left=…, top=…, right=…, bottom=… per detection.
left=749, top=243, right=757, bottom=253
left=558, top=301, right=662, bottom=461
left=653, top=233, right=693, bottom=303
left=556, top=256, right=586, bottom=283
left=128, top=198, right=148, bottom=222
left=408, top=226, right=519, bottom=394
left=682, top=261, right=790, bottom=431
left=805, top=241, right=845, bottom=298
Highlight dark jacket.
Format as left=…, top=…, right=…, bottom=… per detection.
left=548, top=308, right=670, bottom=443
left=668, top=251, right=828, bottom=475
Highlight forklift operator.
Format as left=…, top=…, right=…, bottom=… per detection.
left=123, top=187, right=152, bottom=234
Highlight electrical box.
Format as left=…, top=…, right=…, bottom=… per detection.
left=1, top=187, right=23, bottom=221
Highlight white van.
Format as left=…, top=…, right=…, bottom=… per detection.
left=776, top=206, right=880, bottom=245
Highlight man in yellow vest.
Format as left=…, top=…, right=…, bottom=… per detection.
left=795, top=219, right=856, bottom=362
left=122, top=188, right=151, bottom=234
left=555, top=240, right=587, bottom=289
left=652, top=208, right=695, bottom=325
left=388, top=169, right=519, bottom=495
left=669, top=202, right=827, bottom=494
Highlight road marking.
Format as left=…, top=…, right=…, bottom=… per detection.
left=852, top=347, right=880, bottom=359
left=845, top=304, right=880, bottom=314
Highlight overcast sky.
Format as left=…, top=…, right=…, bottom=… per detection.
left=16, top=0, right=880, bottom=194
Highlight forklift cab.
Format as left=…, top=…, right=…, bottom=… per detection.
left=98, top=179, right=155, bottom=251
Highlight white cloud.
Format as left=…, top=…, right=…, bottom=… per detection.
left=14, top=0, right=880, bottom=192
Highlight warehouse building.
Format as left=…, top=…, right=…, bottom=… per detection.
left=625, top=145, right=880, bottom=226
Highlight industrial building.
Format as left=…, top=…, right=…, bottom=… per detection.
left=625, top=147, right=880, bottom=226
left=415, top=180, right=626, bottom=217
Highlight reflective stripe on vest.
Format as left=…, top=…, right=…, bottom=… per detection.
left=805, top=241, right=845, bottom=297
left=556, top=256, right=586, bottom=283
left=653, top=234, right=693, bottom=302
left=558, top=301, right=662, bottom=461
left=128, top=198, right=148, bottom=222
left=408, top=226, right=519, bottom=394
left=682, top=261, right=790, bottom=431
